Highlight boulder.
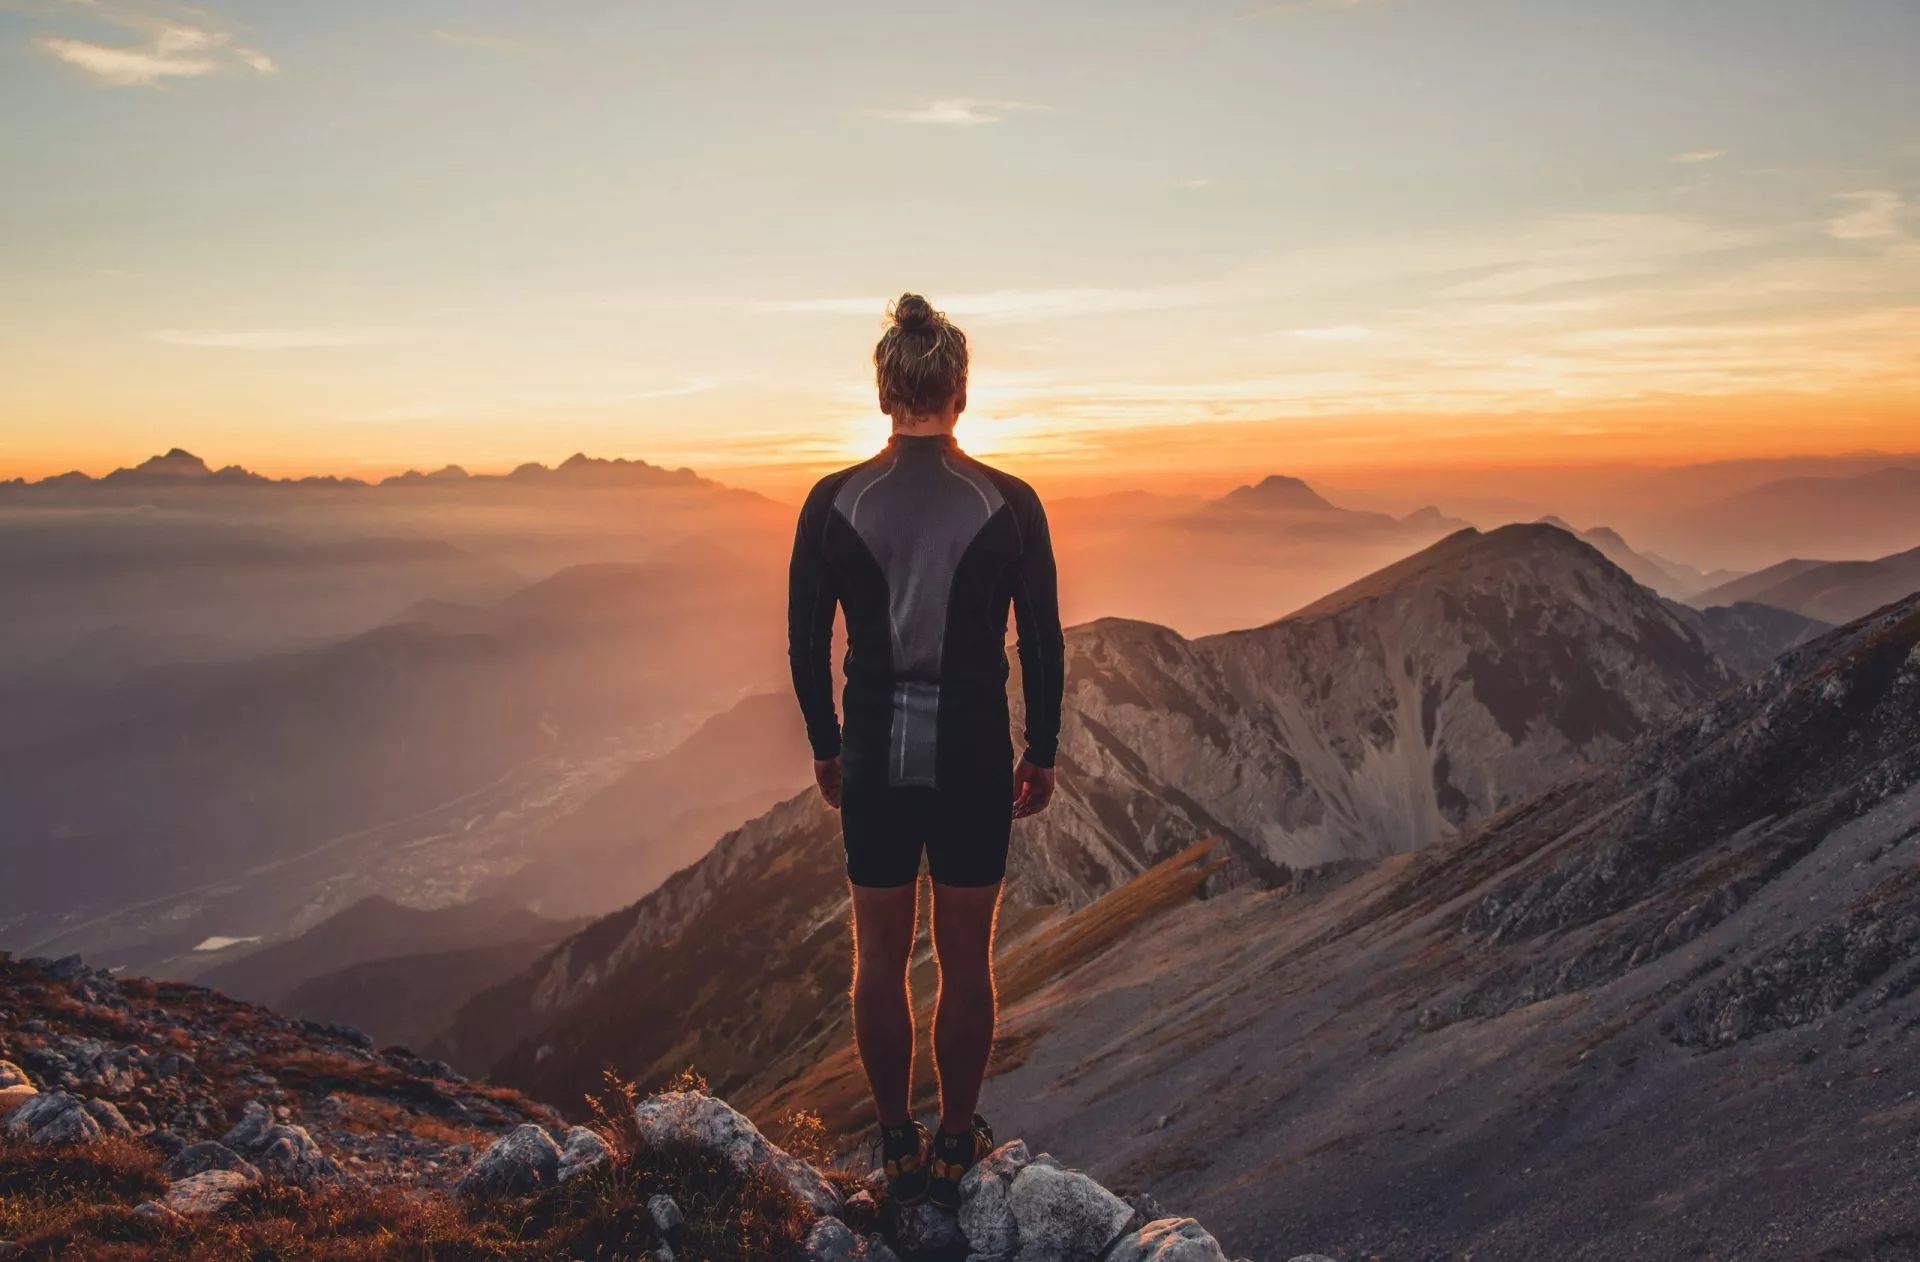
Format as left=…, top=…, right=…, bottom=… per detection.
left=648, top=1192, right=685, bottom=1234
left=557, top=1125, right=613, bottom=1182
left=164, top=1168, right=255, bottom=1217
left=805, top=1216, right=862, bottom=1262
left=1106, top=1218, right=1232, bottom=1262
left=455, top=1124, right=561, bottom=1200
left=633, top=1091, right=837, bottom=1215
left=46, top=955, right=87, bottom=982
left=131, top=1200, right=182, bottom=1225
left=958, top=1161, right=1017, bottom=1254
left=167, top=1142, right=261, bottom=1182
left=894, top=1201, right=965, bottom=1255
left=4, top=1091, right=103, bottom=1146
left=219, top=1100, right=275, bottom=1152
left=0, top=1085, right=35, bottom=1122
left=255, top=1124, right=342, bottom=1185
left=0, top=1061, right=27, bottom=1089
left=1007, top=1160, right=1134, bottom=1262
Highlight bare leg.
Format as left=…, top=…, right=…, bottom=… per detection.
left=851, top=880, right=920, bottom=1127
left=930, top=881, right=1002, bottom=1134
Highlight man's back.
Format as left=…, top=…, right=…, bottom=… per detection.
left=787, top=432, right=1062, bottom=789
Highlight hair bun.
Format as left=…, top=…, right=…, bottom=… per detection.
left=891, top=293, right=935, bottom=332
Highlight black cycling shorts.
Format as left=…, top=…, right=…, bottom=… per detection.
left=840, top=744, right=1014, bottom=889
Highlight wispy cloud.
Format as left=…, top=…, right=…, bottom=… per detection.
left=1669, top=149, right=1728, bottom=164
left=872, top=98, right=1043, bottom=126
left=146, top=328, right=405, bottom=349
left=33, top=1, right=276, bottom=87
left=1827, top=190, right=1906, bottom=241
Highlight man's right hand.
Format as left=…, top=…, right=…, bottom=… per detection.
left=814, top=757, right=843, bottom=809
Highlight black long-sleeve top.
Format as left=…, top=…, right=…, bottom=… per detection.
left=787, top=433, right=1065, bottom=787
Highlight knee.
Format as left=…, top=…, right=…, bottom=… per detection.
left=938, top=951, right=994, bottom=997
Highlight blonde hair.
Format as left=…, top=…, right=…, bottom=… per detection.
left=874, top=293, right=968, bottom=421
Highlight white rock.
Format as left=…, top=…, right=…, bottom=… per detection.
left=648, top=1192, right=685, bottom=1234
left=1107, top=1218, right=1231, bottom=1262
left=455, top=1124, right=561, bottom=1200
left=1007, top=1161, right=1134, bottom=1262
left=164, top=1169, right=255, bottom=1217
left=805, top=1216, right=862, bottom=1262
left=959, top=1162, right=1017, bottom=1254
left=633, top=1091, right=837, bottom=1215
left=557, top=1126, right=613, bottom=1182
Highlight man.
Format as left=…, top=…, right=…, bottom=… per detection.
left=787, top=292, right=1065, bottom=1209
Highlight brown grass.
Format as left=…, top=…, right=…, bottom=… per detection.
left=0, top=1091, right=861, bottom=1262
left=754, top=840, right=1225, bottom=1139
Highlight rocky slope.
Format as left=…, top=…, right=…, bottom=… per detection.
left=0, top=951, right=1251, bottom=1261
left=972, top=589, right=1920, bottom=1259
left=444, top=524, right=1781, bottom=1112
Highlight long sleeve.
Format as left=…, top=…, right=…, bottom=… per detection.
left=1011, top=492, right=1066, bottom=767
left=787, top=484, right=841, bottom=760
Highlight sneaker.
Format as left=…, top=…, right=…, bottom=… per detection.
left=928, top=1115, right=993, bottom=1210
left=881, top=1120, right=932, bottom=1206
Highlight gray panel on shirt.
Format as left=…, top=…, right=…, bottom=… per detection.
left=833, top=449, right=1004, bottom=786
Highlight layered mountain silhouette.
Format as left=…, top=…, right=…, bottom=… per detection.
left=0, top=509, right=520, bottom=680
left=1691, top=544, right=1920, bottom=626
left=2, top=447, right=717, bottom=493
left=0, top=554, right=787, bottom=963
left=1658, top=466, right=1920, bottom=569
left=438, top=524, right=1811, bottom=1109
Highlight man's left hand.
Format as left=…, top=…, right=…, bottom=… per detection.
left=1012, top=758, right=1055, bottom=819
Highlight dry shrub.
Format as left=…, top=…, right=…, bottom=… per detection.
left=0, top=1135, right=168, bottom=1242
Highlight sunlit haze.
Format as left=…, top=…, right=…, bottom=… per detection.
left=3, top=0, right=1917, bottom=497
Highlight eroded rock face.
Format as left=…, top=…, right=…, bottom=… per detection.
left=454, top=1123, right=562, bottom=1200
left=1107, top=1217, right=1232, bottom=1262
left=804, top=1216, right=861, bottom=1262
left=632, top=1091, right=837, bottom=1215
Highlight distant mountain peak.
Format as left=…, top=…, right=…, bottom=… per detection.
left=1215, top=474, right=1339, bottom=513
left=105, top=449, right=216, bottom=481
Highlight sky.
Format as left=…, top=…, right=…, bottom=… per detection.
left=2, top=0, right=1917, bottom=496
